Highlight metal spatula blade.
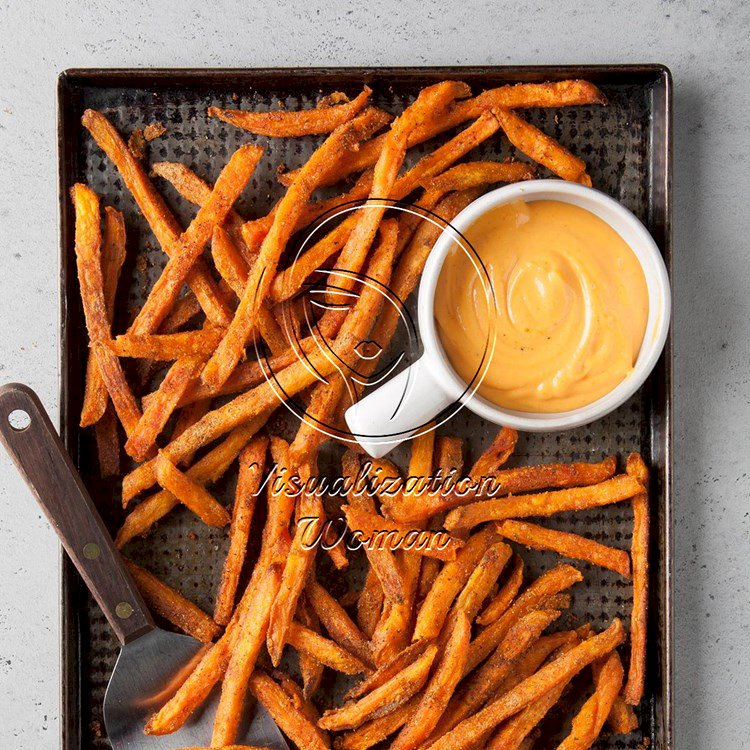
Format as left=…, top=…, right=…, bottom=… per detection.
left=0, top=384, right=289, bottom=750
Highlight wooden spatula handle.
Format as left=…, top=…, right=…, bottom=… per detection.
left=0, top=383, right=154, bottom=645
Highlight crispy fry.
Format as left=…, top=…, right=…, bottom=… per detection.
left=343, top=504, right=463, bottom=562
left=336, top=698, right=418, bottom=750
left=624, top=451, right=650, bottom=705
left=154, top=450, right=231, bottom=527
left=250, top=671, right=331, bottom=750
left=132, top=143, right=262, bottom=333
left=298, top=594, right=325, bottom=698
left=125, top=356, right=204, bottom=461
left=406, top=457, right=619, bottom=522
left=357, top=566, right=384, bottom=638
left=123, top=559, right=219, bottom=643
left=558, top=650, right=625, bottom=750
left=274, top=669, right=322, bottom=724
left=496, top=519, right=631, bottom=578
left=209, top=87, right=373, bottom=137
left=426, top=619, right=625, bottom=750
left=80, top=206, right=126, bottom=427
left=494, top=106, right=591, bottom=185
left=469, top=427, right=518, bottom=478
left=112, top=328, right=225, bottom=360
left=202, top=108, right=390, bottom=389
left=175, top=746, right=271, bottom=749
left=452, top=541, right=512, bottom=622
left=445, top=474, right=644, bottom=531
left=288, top=621, right=370, bottom=675
left=344, top=639, right=434, bottom=702
left=413, top=526, right=499, bottom=641
left=306, top=580, right=373, bottom=668
left=318, top=644, right=438, bottom=731
left=607, top=693, right=640, bottom=735
left=434, top=435, right=464, bottom=479
left=391, top=614, right=470, bottom=750
left=478, top=554, right=524, bottom=625
left=171, top=398, right=211, bottom=464
left=214, top=437, right=268, bottom=625
left=211, top=563, right=282, bottom=746
left=425, top=160, right=535, bottom=195
left=71, top=184, right=142, bottom=435
left=466, top=564, right=583, bottom=673
left=81, top=109, right=231, bottom=325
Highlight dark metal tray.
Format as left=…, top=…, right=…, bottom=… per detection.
left=57, top=66, right=672, bottom=750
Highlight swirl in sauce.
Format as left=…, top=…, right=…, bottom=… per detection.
left=434, top=200, right=649, bottom=413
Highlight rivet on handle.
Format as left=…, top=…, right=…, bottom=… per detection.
left=116, top=602, right=134, bottom=619
left=83, top=543, right=100, bottom=560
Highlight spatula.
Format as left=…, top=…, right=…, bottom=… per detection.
left=0, top=383, right=289, bottom=750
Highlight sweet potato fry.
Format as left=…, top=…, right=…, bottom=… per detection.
left=318, top=644, right=438, bottom=731
left=357, top=565, right=385, bottom=638
left=391, top=614, right=470, bottom=750
left=214, top=436, right=268, bottom=625
left=125, top=356, right=204, bottom=461
left=306, top=579, right=373, bottom=668
left=80, top=206, right=126, bottom=427
left=201, top=108, right=390, bottom=389
left=343, top=639, right=434, bottom=702
left=81, top=109, right=231, bottom=325
left=426, top=619, right=625, bottom=750
left=337, top=698, right=418, bottom=750
left=413, top=526, right=499, bottom=641
left=111, top=328, right=225, bottom=360
left=209, top=87, right=373, bottom=137
left=451, top=541, right=512, bottom=622
left=624, top=451, right=650, bottom=705
left=288, top=621, right=370, bottom=675
left=558, top=650, right=625, bottom=750
left=71, top=184, right=142, bottom=435
left=124, top=559, right=219, bottom=643
left=154, top=450, right=231, bottom=527
left=250, top=671, right=331, bottom=750
left=132, top=143, right=262, bottom=333
left=496, top=519, right=631, bottom=578
left=274, top=669, right=322, bottom=724
left=297, top=594, right=325, bottom=698
left=444, top=474, right=644, bottom=531
left=175, top=746, right=271, bottom=749
left=211, top=563, right=283, bottom=746
left=477, top=554, right=524, bottom=625
left=434, top=435, right=464, bottom=479
left=425, top=160, right=535, bottom=195
left=343, top=504, right=463, bottom=562
left=466, top=564, right=583, bottom=673
left=469, top=427, right=518, bottom=478
left=494, top=106, right=592, bottom=185
left=607, top=692, right=640, bottom=735
left=406, top=457, right=619, bottom=522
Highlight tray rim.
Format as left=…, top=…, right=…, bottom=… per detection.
left=56, top=64, right=673, bottom=750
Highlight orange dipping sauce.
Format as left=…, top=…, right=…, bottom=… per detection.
left=434, top=200, right=649, bottom=413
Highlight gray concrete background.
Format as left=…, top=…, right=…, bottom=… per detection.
left=0, top=0, right=748, bottom=747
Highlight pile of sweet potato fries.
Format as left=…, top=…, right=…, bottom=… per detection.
left=71, top=78, right=651, bottom=749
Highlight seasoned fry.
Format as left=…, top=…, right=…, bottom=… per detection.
left=71, top=184, right=142, bottom=435
left=337, top=698, right=418, bottom=750
left=287, top=622, right=371, bottom=675
left=250, top=671, right=331, bottom=750
left=413, top=526, right=499, bottom=641
left=125, top=355, right=204, bottom=461
left=209, top=87, right=373, bottom=137
left=466, top=564, right=583, bottom=673
left=445, top=474, right=644, bottom=531
left=111, top=327, right=225, bottom=360
left=154, top=451, right=231, bottom=527
left=318, top=644, right=438, bottom=731
left=451, top=541, right=512, bottom=622
left=297, top=594, right=325, bottom=698
left=211, top=564, right=282, bottom=746
left=392, top=613, right=470, bottom=750
left=469, top=427, right=518, bottom=478
left=496, top=519, right=632, bottom=578
left=478, top=554, right=524, bottom=625
left=131, top=143, right=262, bottom=333
left=274, top=669, right=322, bottom=725
left=494, top=106, right=591, bottom=185
left=202, top=107, right=390, bottom=389
left=426, top=619, right=625, bottom=750
left=434, top=435, right=464, bottom=479
left=558, top=650, right=625, bottom=750
left=624, top=451, right=650, bottom=705
left=80, top=206, right=126, bottom=427
left=82, top=109, right=231, bottom=325
left=357, top=565, right=385, bottom=638
left=214, top=437, right=268, bottom=625
left=306, top=580, right=373, bottom=668
left=424, top=160, right=535, bottom=195
left=124, top=559, right=219, bottom=643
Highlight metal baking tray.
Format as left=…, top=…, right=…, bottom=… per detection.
left=57, top=66, right=672, bottom=750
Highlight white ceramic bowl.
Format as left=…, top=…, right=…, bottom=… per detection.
left=346, top=180, right=671, bottom=457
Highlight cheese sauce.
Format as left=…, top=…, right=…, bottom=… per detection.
left=434, top=200, right=649, bottom=413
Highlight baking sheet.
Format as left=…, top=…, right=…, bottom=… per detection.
left=57, top=66, right=672, bottom=749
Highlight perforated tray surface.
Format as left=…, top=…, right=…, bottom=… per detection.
left=58, top=67, right=671, bottom=750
